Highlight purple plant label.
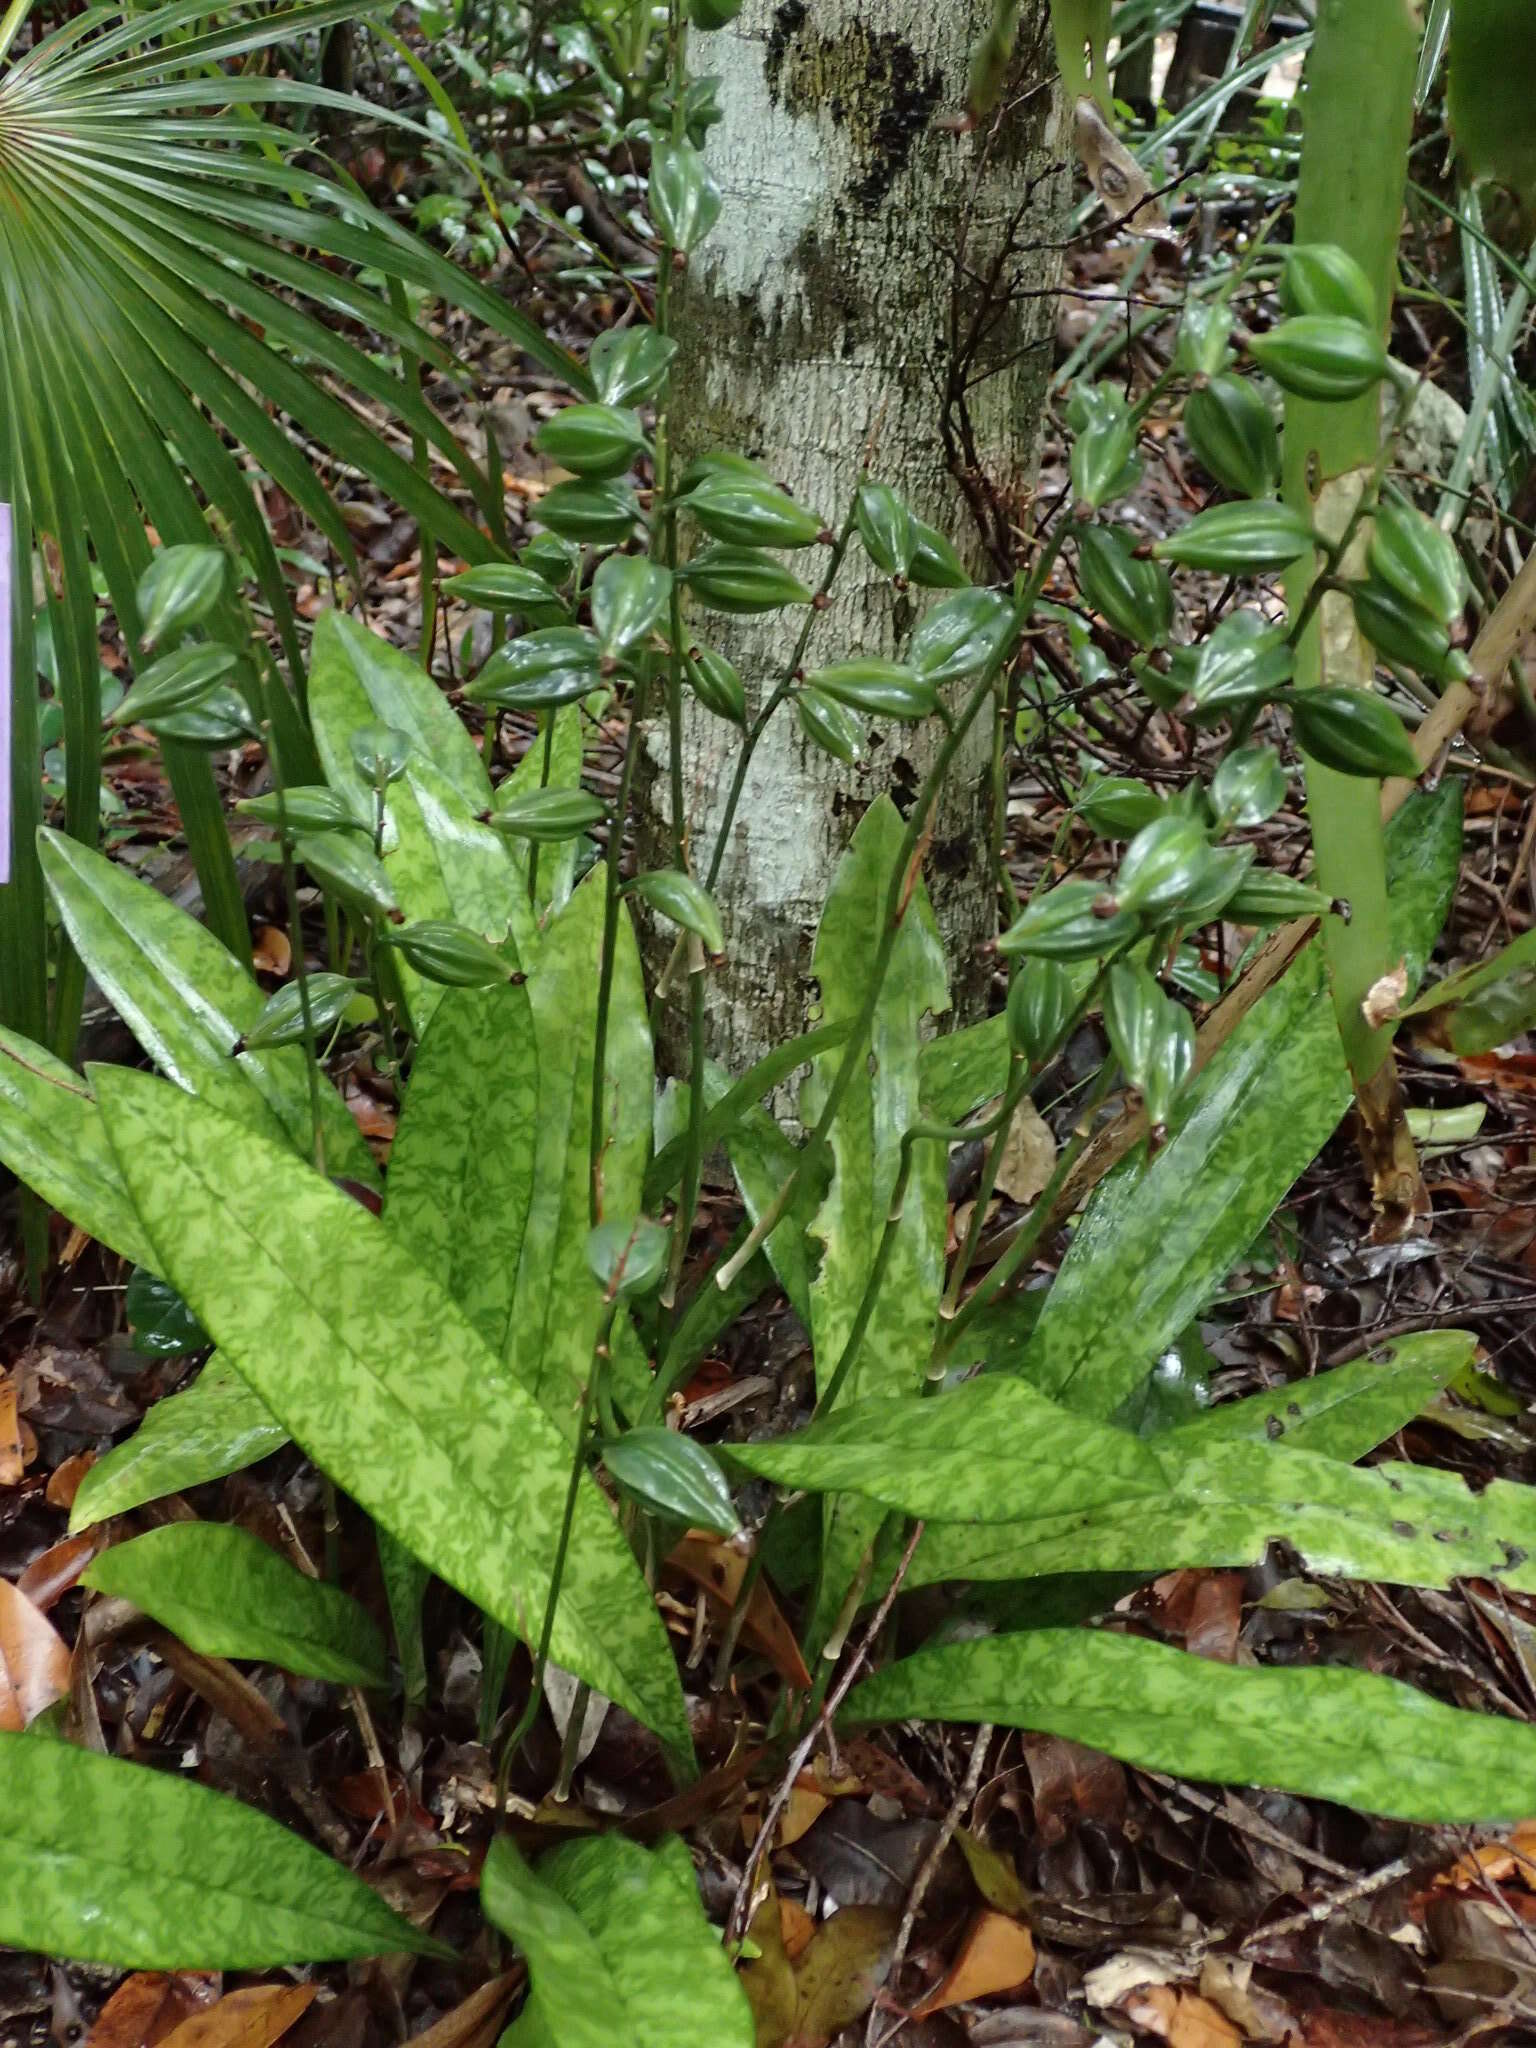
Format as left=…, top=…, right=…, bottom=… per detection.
left=0, top=503, right=10, bottom=888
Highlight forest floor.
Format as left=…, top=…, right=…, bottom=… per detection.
left=5, top=118, right=1536, bottom=2048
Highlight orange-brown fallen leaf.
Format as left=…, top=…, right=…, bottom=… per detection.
left=913, top=1907, right=1036, bottom=2016
left=0, top=1372, right=25, bottom=1485
left=0, top=1577, right=70, bottom=1729
left=1122, top=1983, right=1242, bottom=2048
left=667, top=1533, right=812, bottom=1690
left=45, top=1450, right=97, bottom=1511
left=85, top=1973, right=221, bottom=2048
left=779, top=1897, right=816, bottom=1963
left=157, top=1985, right=316, bottom=2048
left=18, top=1531, right=101, bottom=1611
left=1433, top=1818, right=1536, bottom=1892
left=403, top=1975, right=521, bottom=2048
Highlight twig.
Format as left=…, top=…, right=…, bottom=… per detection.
left=867, top=1722, right=993, bottom=2048
left=726, top=1520, right=926, bottom=1946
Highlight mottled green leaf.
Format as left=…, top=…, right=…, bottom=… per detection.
left=36, top=831, right=376, bottom=1187
left=0, top=1733, right=440, bottom=1966
left=385, top=979, right=540, bottom=1354
left=507, top=873, right=652, bottom=1434
left=724, top=1083, right=819, bottom=1327
left=70, top=1361, right=287, bottom=1534
left=846, top=1627, right=1536, bottom=1822
left=535, top=1835, right=752, bottom=2048
left=917, top=1013, right=1010, bottom=1125
left=0, top=1027, right=157, bottom=1271
left=377, top=1527, right=430, bottom=1711
left=93, top=1068, right=690, bottom=1755
left=309, top=610, right=488, bottom=812
left=1165, top=1331, right=1473, bottom=1461
left=803, top=796, right=951, bottom=1649
left=483, top=1836, right=750, bottom=2048
left=908, top=1428, right=1536, bottom=1597
left=729, top=1375, right=1163, bottom=1522
left=482, top=1839, right=628, bottom=2048
left=1023, top=786, right=1462, bottom=1419
left=84, top=1523, right=387, bottom=1687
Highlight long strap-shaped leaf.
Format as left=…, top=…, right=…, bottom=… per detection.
left=93, top=1065, right=691, bottom=1757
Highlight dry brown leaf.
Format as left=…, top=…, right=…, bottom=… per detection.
left=0, top=1577, right=71, bottom=1730
left=1072, top=97, right=1170, bottom=234
left=18, top=1531, right=101, bottom=1611
left=45, top=1450, right=97, bottom=1511
left=1122, top=1983, right=1242, bottom=2048
left=1434, top=1818, right=1536, bottom=1891
left=994, top=1099, right=1057, bottom=1205
left=157, top=1985, right=316, bottom=2048
left=403, top=1976, right=521, bottom=2048
left=667, top=1534, right=811, bottom=1690
left=0, top=1372, right=25, bottom=1484
left=85, top=1974, right=221, bottom=2048
left=739, top=1888, right=797, bottom=2048
left=791, top=1905, right=900, bottom=2047
left=780, top=1783, right=832, bottom=1848
left=914, top=1908, right=1036, bottom=2017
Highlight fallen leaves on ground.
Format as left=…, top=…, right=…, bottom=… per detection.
left=913, top=1907, right=1036, bottom=2016
left=0, top=1575, right=71, bottom=1729
left=156, top=1986, right=318, bottom=2048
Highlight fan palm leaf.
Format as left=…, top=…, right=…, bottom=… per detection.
left=0, top=0, right=583, bottom=1050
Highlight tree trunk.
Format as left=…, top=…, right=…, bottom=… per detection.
left=645, top=0, right=1068, bottom=1079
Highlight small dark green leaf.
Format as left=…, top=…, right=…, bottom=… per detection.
left=681, top=546, right=815, bottom=613
left=84, top=1523, right=388, bottom=1688
left=649, top=138, right=722, bottom=253
left=630, top=870, right=725, bottom=954
left=1211, top=746, right=1287, bottom=827
left=996, top=878, right=1140, bottom=960
left=604, top=1429, right=740, bottom=1535
left=589, top=328, right=678, bottom=408
left=796, top=687, right=865, bottom=763
left=908, top=589, right=1015, bottom=682
left=686, top=475, right=824, bottom=549
left=804, top=660, right=937, bottom=721
left=442, top=564, right=563, bottom=612
left=586, top=1217, right=670, bottom=1298
left=469, top=627, right=603, bottom=709
left=536, top=481, right=641, bottom=546
left=533, top=404, right=646, bottom=480
left=591, top=555, right=671, bottom=657
left=1006, top=958, right=1079, bottom=1066
left=125, top=1269, right=208, bottom=1358
left=236, top=787, right=369, bottom=837
left=1113, top=816, right=1214, bottom=916
left=1073, top=775, right=1165, bottom=838
left=854, top=482, right=916, bottom=576
left=136, top=545, right=231, bottom=653
left=108, top=644, right=241, bottom=729
left=1152, top=500, right=1315, bottom=571
left=240, top=974, right=363, bottom=1052
left=1077, top=525, right=1172, bottom=647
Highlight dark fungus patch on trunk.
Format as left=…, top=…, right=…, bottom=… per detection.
left=765, top=8, right=943, bottom=215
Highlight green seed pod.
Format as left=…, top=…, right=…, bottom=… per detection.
left=1286, top=685, right=1421, bottom=779
left=1143, top=1001, right=1195, bottom=1131
left=1153, top=500, right=1315, bottom=572
left=1068, top=386, right=1142, bottom=509
left=236, top=786, right=370, bottom=837
left=805, top=660, right=938, bottom=721
left=489, top=787, right=608, bottom=843
left=682, top=546, right=815, bottom=613
left=295, top=832, right=401, bottom=923
left=442, top=564, right=562, bottom=612
left=1224, top=869, right=1334, bottom=922
left=1351, top=579, right=1470, bottom=685
left=997, top=878, right=1141, bottom=960
left=591, top=554, right=671, bottom=657
left=1103, top=962, right=1165, bottom=1096
left=1368, top=502, right=1468, bottom=627
left=907, top=518, right=972, bottom=589
left=586, top=1216, right=670, bottom=1299
left=1186, top=611, right=1295, bottom=714
left=1074, top=775, right=1166, bottom=838
left=631, top=868, right=725, bottom=954
left=603, top=1427, right=739, bottom=1535
left=533, top=402, right=646, bottom=480
left=1077, top=526, right=1173, bottom=647
left=519, top=533, right=581, bottom=587
left=108, top=643, right=241, bottom=729
left=349, top=722, right=412, bottom=791
left=649, top=137, right=722, bottom=253
left=1164, top=842, right=1254, bottom=926
left=469, top=627, right=603, bottom=709
left=1113, top=815, right=1214, bottom=916
left=1182, top=374, right=1281, bottom=501
left=136, top=544, right=230, bottom=653
left=1246, top=316, right=1389, bottom=403
left=1210, top=745, right=1287, bottom=828
left=855, top=481, right=916, bottom=577
left=686, top=474, right=825, bottom=549
left=1174, top=301, right=1236, bottom=378
left=909, top=589, right=1015, bottom=682
left=379, top=919, right=515, bottom=987
left=1281, top=243, right=1378, bottom=329
left=240, top=974, right=362, bottom=1052
left=685, top=645, right=747, bottom=724
left=677, top=450, right=769, bottom=495
left=1006, top=956, right=1079, bottom=1066
left=589, top=328, right=677, bottom=408
left=145, top=686, right=255, bottom=748
left=796, top=687, right=864, bottom=764
left=535, top=480, right=641, bottom=545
